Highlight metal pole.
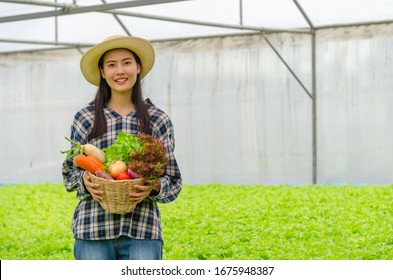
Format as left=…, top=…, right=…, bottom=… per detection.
left=0, top=0, right=191, bottom=23
left=293, top=0, right=317, bottom=184
left=54, top=0, right=58, bottom=43
left=101, top=0, right=132, bottom=36
left=311, top=32, right=317, bottom=185
left=2, top=0, right=73, bottom=9
left=239, top=0, right=243, bottom=25
left=263, top=36, right=312, bottom=99
left=102, top=10, right=311, bottom=35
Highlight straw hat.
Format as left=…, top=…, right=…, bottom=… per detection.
left=80, top=35, right=155, bottom=86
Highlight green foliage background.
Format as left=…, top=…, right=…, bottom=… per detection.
left=1, top=183, right=393, bottom=260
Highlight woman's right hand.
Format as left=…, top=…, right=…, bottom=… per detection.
left=83, top=171, right=104, bottom=202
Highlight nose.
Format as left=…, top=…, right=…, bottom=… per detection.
left=115, top=64, right=125, bottom=74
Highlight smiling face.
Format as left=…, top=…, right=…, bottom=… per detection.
left=100, top=48, right=141, bottom=95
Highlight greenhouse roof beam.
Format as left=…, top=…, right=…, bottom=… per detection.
left=316, top=19, right=393, bottom=30
left=0, top=0, right=311, bottom=35
left=0, top=37, right=91, bottom=47
left=0, top=0, right=189, bottom=23
left=293, top=0, right=315, bottom=31
left=100, top=0, right=131, bottom=36
left=102, top=10, right=311, bottom=35
left=2, top=0, right=74, bottom=9
left=263, top=36, right=312, bottom=99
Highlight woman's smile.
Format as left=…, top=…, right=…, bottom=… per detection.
left=114, top=77, right=128, bottom=84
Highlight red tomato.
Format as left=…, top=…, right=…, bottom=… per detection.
left=116, top=171, right=132, bottom=180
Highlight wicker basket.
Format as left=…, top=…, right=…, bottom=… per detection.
left=90, top=173, right=144, bottom=214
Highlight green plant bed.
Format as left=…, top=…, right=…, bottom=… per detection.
left=1, top=184, right=392, bottom=260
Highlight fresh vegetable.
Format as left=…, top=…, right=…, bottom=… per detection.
left=90, top=132, right=167, bottom=187
left=128, top=133, right=168, bottom=178
left=116, top=171, right=132, bottom=181
left=61, top=136, right=105, bottom=162
left=74, top=154, right=103, bottom=174
left=128, top=167, right=142, bottom=179
left=104, top=132, right=141, bottom=170
left=128, top=133, right=168, bottom=189
left=87, top=155, right=104, bottom=170
left=108, top=160, right=127, bottom=179
left=83, top=144, right=105, bottom=162
left=95, top=170, right=114, bottom=180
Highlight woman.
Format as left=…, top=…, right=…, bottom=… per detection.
left=62, top=35, right=182, bottom=260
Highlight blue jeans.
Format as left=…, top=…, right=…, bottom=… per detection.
left=74, top=236, right=163, bottom=260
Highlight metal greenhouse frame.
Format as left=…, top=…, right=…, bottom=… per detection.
left=1, top=0, right=393, bottom=184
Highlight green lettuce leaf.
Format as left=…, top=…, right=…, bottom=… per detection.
left=104, top=132, right=141, bottom=170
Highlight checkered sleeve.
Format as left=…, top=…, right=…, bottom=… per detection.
left=149, top=107, right=182, bottom=204
left=62, top=108, right=94, bottom=200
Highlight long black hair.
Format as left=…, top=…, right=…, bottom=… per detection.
left=88, top=49, right=150, bottom=139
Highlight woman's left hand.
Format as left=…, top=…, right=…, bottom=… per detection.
left=129, top=184, right=154, bottom=204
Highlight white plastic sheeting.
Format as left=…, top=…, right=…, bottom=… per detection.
left=0, top=51, right=93, bottom=183
left=317, top=24, right=393, bottom=184
left=147, top=34, right=312, bottom=184
left=1, top=23, right=393, bottom=185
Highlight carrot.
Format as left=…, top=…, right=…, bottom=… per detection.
left=74, top=154, right=103, bottom=174
left=87, top=154, right=104, bottom=170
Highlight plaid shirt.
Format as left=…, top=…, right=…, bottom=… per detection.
left=62, top=99, right=182, bottom=240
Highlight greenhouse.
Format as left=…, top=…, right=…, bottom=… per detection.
left=1, top=0, right=393, bottom=185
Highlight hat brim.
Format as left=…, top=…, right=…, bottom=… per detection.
left=80, top=36, right=155, bottom=86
